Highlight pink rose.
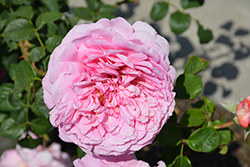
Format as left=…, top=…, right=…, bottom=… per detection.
left=236, top=96, right=250, bottom=128
left=73, top=154, right=166, bottom=167
left=0, top=149, right=27, bottom=167
left=0, top=143, right=72, bottom=167
left=43, top=17, right=175, bottom=156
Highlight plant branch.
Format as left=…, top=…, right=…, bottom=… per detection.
left=213, top=121, right=235, bottom=129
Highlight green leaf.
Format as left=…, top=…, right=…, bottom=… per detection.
left=99, top=4, right=117, bottom=14
left=47, top=22, right=58, bottom=37
left=77, top=146, right=86, bottom=158
left=18, top=137, right=41, bottom=149
left=11, top=107, right=26, bottom=124
left=0, top=10, right=15, bottom=31
left=13, top=5, right=34, bottom=20
left=14, top=60, right=37, bottom=93
left=201, top=95, right=215, bottom=117
left=30, top=117, right=52, bottom=135
left=218, top=102, right=237, bottom=114
left=179, top=109, right=206, bottom=127
left=174, top=73, right=203, bottom=99
left=213, top=120, right=231, bottom=145
left=197, top=22, right=213, bottom=44
left=173, top=156, right=192, bottom=167
left=150, top=2, right=169, bottom=21
left=0, top=118, right=26, bottom=139
left=0, top=83, right=18, bottom=112
left=96, top=12, right=115, bottom=20
left=170, top=11, right=191, bottom=34
left=156, top=122, right=182, bottom=146
left=4, top=18, right=35, bottom=41
left=181, top=0, right=204, bottom=9
left=45, top=35, right=63, bottom=52
left=72, top=7, right=94, bottom=20
left=30, top=47, right=46, bottom=62
left=0, top=113, right=8, bottom=123
left=186, top=127, right=220, bottom=152
left=36, top=11, right=63, bottom=30
left=162, top=145, right=181, bottom=165
left=86, top=0, right=100, bottom=11
left=10, top=0, right=28, bottom=5
left=41, top=0, right=59, bottom=11
left=6, top=41, right=18, bottom=50
left=219, top=145, right=228, bottom=155
left=8, top=63, right=18, bottom=81
left=31, top=87, right=50, bottom=118
left=1, top=52, right=18, bottom=70
left=184, top=55, right=209, bottom=75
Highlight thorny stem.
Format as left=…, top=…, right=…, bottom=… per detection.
left=213, top=121, right=235, bottom=129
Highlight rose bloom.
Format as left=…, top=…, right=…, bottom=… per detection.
left=236, top=96, right=250, bottom=128
left=43, top=17, right=175, bottom=156
left=73, top=154, right=166, bottom=167
left=0, top=143, right=72, bottom=167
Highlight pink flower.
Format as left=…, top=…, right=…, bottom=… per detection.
left=236, top=96, right=250, bottom=128
left=42, top=17, right=175, bottom=156
left=73, top=154, right=166, bottom=167
left=0, top=143, right=72, bottom=167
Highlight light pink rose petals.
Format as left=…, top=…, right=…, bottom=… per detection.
left=0, top=143, right=72, bottom=167
left=73, top=154, right=166, bottom=167
left=43, top=17, right=176, bottom=156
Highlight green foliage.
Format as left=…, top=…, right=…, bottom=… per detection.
left=186, top=127, right=220, bottom=152
left=150, top=2, right=169, bottom=21
left=150, top=0, right=212, bottom=43
left=77, top=146, right=86, bottom=158
left=172, top=156, right=192, bottom=167
left=36, top=11, right=63, bottom=30
left=0, top=118, right=26, bottom=139
left=4, top=19, right=35, bottom=41
left=170, top=11, right=191, bottom=34
left=179, top=109, right=206, bottom=127
left=184, top=55, right=209, bottom=75
left=181, top=0, right=204, bottom=9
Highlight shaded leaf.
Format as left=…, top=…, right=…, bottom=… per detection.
left=72, top=7, right=94, bottom=20
left=150, top=2, right=169, bottom=21
left=13, top=5, right=33, bottom=20
left=41, top=0, right=59, bottom=11
left=30, top=47, right=46, bottom=62
left=18, top=137, right=41, bottom=149
left=156, top=122, right=182, bottom=146
left=31, top=87, right=50, bottom=118
left=14, top=60, right=37, bottom=93
left=36, top=11, right=63, bottom=30
left=219, top=145, right=228, bottom=155
left=174, top=73, right=203, bottom=99
left=45, top=35, right=63, bottom=52
left=181, top=0, right=204, bottom=9
left=0, top=118, right=26, bottom=139
left=4, top=18, right=35, bottom=41
left=179, top=109, right=206, bottom=127
left=30, top=117, right=52, bottom=135
left=213, top=120, right=231, bottom=145
left=86, top=0, right=100, bottom=11
left=162, top=145, right=181, bottom=165
left=170, top=11, right=191, bottom=34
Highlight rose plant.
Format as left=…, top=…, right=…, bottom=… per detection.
left=0, top=0, right=245, bottom=166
